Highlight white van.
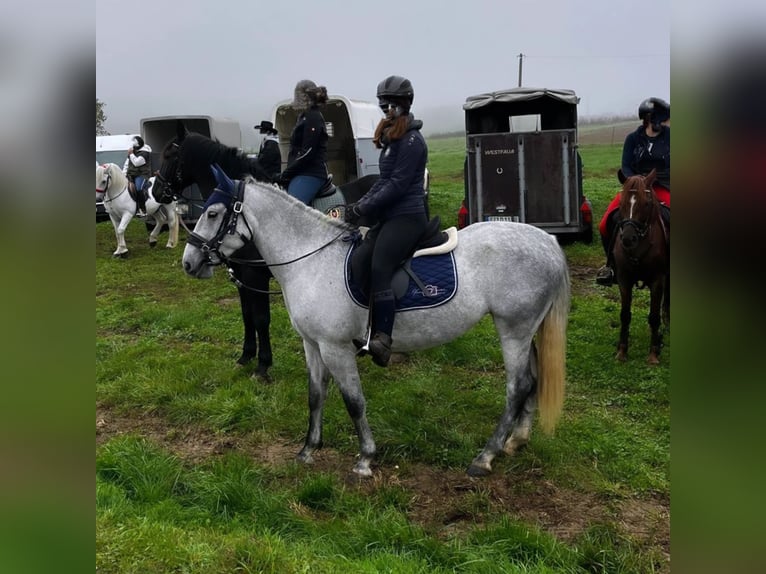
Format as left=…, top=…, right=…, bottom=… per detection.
left=96, top=134, right=139, bottom=221
left=96, top=134, right=138, bottom=167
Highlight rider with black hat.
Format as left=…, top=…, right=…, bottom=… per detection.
left=255, top=120, right=282, bottom=182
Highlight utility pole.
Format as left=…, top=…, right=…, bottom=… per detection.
left=517, top=53, right=524, bottom=87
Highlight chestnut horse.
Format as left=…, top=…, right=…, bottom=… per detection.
left=612, top=169, right=669, bottom=364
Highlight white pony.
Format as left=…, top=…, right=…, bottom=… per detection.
left=182, top=175, right=570, bottom=478
left=96, top=163, right=179, bottom=258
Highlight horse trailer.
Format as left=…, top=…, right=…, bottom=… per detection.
left=459, top=87, right=592, bottom=243
left=271, top=95, right=430, bottom=211
left=271, top=95, right=383, bottom=185
left=140, top=115, right=242, bottom=223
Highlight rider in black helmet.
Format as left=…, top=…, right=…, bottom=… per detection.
left=125, top=135, right=152, bottom=217
left=344, top=75, right=428, bottom=367
left=595, top=97, right=671, bottom=286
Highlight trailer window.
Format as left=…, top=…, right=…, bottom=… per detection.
left=509, top=114, right=541, bottom=133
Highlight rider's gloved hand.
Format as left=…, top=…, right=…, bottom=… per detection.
left=344, top=203, right=363, bottom=225
left=276, top=173, right=290, bottom=188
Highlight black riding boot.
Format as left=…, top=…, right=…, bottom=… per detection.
left=136, top=180, right=148, bottom=216
left=596, top=213, right=618, bottom=286
left=369, top=290, right=395, bottom=367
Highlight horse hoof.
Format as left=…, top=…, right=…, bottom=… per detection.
left=616, top=351, right=627, bottom=362
left=466, top=464, right=491, bottom=477
left=296, top=451, right=315, bottom=465
left=113, top=251, right=129, bottom=259
left=236, top=354, right=255, bottom=366
left=647, top=354, right=660, bottom=365
left=149, top=241, right=157, bottom=248
left=353, top=462, right=373, bottom=478
left=252, top=366, right=272, bottom=384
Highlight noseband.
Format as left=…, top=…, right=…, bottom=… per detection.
left=186, top=181, right=253, bottom=266
left=617, top=187, right=655, bottom=260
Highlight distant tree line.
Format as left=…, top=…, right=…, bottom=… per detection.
left=97, top=98, right=109, bottom=135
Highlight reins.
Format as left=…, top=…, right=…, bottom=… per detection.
left=187, top=180, right=349, bottom=295
left=99, top=169, right=129, bottom=203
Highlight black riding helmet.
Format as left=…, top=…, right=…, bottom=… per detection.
left=377, top=75, right=414, bottom=111
left=638, top=97, right=670, bottom=124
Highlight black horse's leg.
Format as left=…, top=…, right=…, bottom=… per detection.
left=251, top=267, right=273, bottom=380
left=234, top=262, right=258, bottom=366
left=647, top=278, right=664, bottom=365
left=617, top=282, right=633, bottom=362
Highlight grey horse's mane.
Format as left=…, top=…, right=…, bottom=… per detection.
left=244, top=176, right=355, bottom=232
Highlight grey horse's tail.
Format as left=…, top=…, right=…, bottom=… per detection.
left=536, top=263, right=570, bottom=434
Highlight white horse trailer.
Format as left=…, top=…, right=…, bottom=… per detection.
left=140, top=115, right=242, bottom=222
left=271, top=95, right=383, bottom=186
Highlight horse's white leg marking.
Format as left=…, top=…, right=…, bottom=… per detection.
left=318, top=341, right=376, bottom=477
left=166, top=206, right=179, bottom=248
left=297, top=339, right=331, bottom=465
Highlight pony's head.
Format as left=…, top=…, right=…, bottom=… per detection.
left=617, top=169, right=659, bottom=251
left=155, top=120, right=189, bottom=199
left=182, top=168, right=252, bottom=278
left=96, top=163, right=123, bottom=198
left=156, top=120, right=247, bottom=202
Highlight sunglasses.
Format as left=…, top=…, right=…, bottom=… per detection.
left=379, top=102, right=397, bottom=113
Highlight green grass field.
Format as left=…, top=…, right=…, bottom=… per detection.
left=96, top=139, right=669, bottom=573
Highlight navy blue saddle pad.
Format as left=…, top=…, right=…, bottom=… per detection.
left=344, top=244, right=458, bottom=311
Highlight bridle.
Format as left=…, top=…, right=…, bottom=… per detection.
left=97, top=166, right=128, bottom=203
left=186, top=180, right=254, bottom=267
left=185, top=180, right=349, bottom=290
left=616, top=185, right=656, bottom=262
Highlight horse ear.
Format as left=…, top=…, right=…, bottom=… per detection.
left=175, top=119, right=188, bottom=141
left=646, top=169, right=657, bottom=187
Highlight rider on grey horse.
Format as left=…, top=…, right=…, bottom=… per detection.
left=344, top=75, right=428, bottom=367
left=124, top=135, right=152, bottom=217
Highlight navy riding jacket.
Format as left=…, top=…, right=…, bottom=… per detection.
left=281, top=106, right=328, bottom=181
left=356, top=116, right=427, bottom=220
left=621, top=125, right=671, bottom=189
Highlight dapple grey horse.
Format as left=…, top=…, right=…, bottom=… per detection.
left=182, top=176, right=570, bottom=477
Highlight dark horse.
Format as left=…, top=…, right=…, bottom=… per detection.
left=613, top=169, right=669, bottom=364
left=156, top=120, right=378, bottom=380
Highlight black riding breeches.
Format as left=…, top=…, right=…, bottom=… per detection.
left=353, top=213, right=428, bottom=296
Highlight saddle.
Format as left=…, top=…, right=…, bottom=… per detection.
left=310, top=175, right=347, bottom=216
left=349, top=216, right=460, bottom=306
left=128, top=179, right=155, bottom=204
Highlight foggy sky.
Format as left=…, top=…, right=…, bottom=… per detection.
left=96, top=0, right=670, bottom=149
